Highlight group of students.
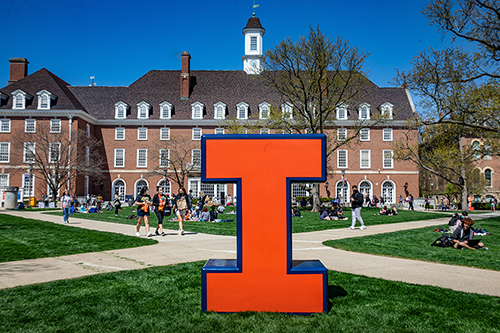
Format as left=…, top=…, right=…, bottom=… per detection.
left=319, top=204, right=346, bottom=220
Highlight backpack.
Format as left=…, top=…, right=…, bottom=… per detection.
left=431, top=234, right=454, bottom=247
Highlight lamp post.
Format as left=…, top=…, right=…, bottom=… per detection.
left=28, top=163, right=33, bottom=207
left=341, top=169, right=346, bottom=205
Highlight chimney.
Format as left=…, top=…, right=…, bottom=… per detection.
left=9, top=58, right=29, bottom=84
left=180, top=51, right=191, bottom=100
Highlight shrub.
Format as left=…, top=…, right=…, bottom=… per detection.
left=472, top=202, right=497, bottom=210
left=295, top=196, right=335, bottom=203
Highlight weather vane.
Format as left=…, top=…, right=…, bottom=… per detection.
left=250, top=0, right=260, bottom=16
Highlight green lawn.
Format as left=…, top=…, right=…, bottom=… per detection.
left=46, top=206, right=450, bottom=236
left=0, top=213, right=156, bottom=263
left=324, top=217, right=500, bottom=271
left=0, top=261, right=498, bottom=333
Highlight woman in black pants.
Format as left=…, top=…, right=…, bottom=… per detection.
left=152, top=186, right=168, bottom=236
left=113, top=193, right=121, bottom=216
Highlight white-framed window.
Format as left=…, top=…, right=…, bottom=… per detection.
left=337, top=149, right=348, bottom=168
left=214, top=128, right=224, bottom=135
left=259, top=102, right=270, bottom=120
left=336, top=104, right=348, bottom=120
left=36, top=90, right=55, bottom=110
left=112, top=179, right=126, bottom=201
left=360, top=150, right=370, bottom=169
left=360, top=128, right=370, bottom=141
left=115, top=101, right=128, bottom=119
left=383, top=128, right=393, bottom=141
left=237, top=102, right=249, bottom=120
left=12, top=90, right=29, bottom=110
left=337, top=128, right=347, bottom=141
left=159, top=149, right=170, bottom=168
left=160, top=127, right=170, bottom=140
left=485, top=169, right=492, bottom=186
left=0, top=119, right=10, bottom=133
left=188, top=177, right=227, bottom=199
left=50, top=119, right=61, bottom=133
left=137, top=149, right=147, bottom=168
left=25, top=119, right=36, bottom=133
left=380, top=102, right=394, bottom=119
left=192, top=149, right=201, bottom=167
left=0, top=142, right=10, bottom=163
left=160, top=101, right=172, bottom=119
left=157, top=178, right=171, bottom=196
left=0, top=173, right=10, bottom=188
left=260, top=128, right=270, bottom=134
left=23, top=142, right=35, bottom=163
left=49, top=142, right=61, bottom=163
left=191, top=101, right=204, bottom=119
left=358, top=103, right=370, bottom=120
left=114, top=149, right=125, bottom=167
left=137, top=101, right=150, bottom=119
left=86, top=124, right=90, bottom=137
left=192, top=128, right=202, bottom=140
left=281, top=102, right=293, bottom=119
left=383, top=150, right=393, bottom=168
left=138, top=127, right=148, bottom=140
left=115, top=127, right=125, bottom=140
left=214, top=102, right=226, bottom=119
left=85, top=146, right=90, bottom=166
left=250, top=36, right=258, bottom=51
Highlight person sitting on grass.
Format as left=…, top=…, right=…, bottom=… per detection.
left=379, top=206, right=390, bottom=215
left=452, top=217, right=487, bottom=250
left=191, top=206, right=201, bottom=221
left=217, top=203, right=225, bottom=214
left=448, top=213, right=461, bottom=233
left=79, top=204, right=87, bottom=213
left=199, top=207, right=210, bottom=221
left=105, top=202, right=113, bottom=210
left=209, top=205, right=218, bottom=222
left=319, top=206, right=332, bottom=221
left=292, top=206, right=301, bottom=217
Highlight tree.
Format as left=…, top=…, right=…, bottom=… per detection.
left=225, top=26, right=388, bottom=211
left=148, top=135, right=201, bottom=190
left=12, top=122, right=105, bottom=200
left=394, top=0, right=500, bottom=208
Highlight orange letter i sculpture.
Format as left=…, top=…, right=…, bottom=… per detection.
left=201, top=134, right=328, bottom=313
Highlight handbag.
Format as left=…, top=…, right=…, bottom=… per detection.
left=177, top=197, right=188, bottom=211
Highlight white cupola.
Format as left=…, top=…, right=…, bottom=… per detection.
left=242, top=15, right=265, bottom=74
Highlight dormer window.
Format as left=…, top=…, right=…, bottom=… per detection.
left=191, top=102, right=204, bottom=120
left=237, top=102, right=249, bottom=120
left=0, top=92, right=7, bottom=107
left=115, top=101, right=129, bottom=119
left=259, top=102, right=270, bottom=120
left=36, top=90, right=56, bottom=110
left=380, top=102, right=394, bottom=119
left=358, top=103, right=370, bottom=120
left=336, top=104, right=348, bottom=120
left=281, top=102, right=293, bottom=119
left=137, top=101, right=150, bottom=119
left=214, top=102, right=226, bottom=120
left=12, top=89, right=32, bottom=110
left=160, top=101, right=172, bottom=119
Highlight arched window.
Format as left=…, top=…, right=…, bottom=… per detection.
left=472, top=141, right=480, bottom=159
left=381, top=181, right=395, bottom=204
left=335, top=180, right=349, bottom=203
left=135, top=179, right=148, bottom=196
left=359, top=181, right=372, bottom=200
left=485, top=169, right=492, bottom=186
left=112, top=179, right=126, bottom=202
left=157, top=179, right=171, bottom=195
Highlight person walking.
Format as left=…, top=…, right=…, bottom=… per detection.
left=152, top=186, right=168, bottom=236
left=409, top=194, right=414, bottom=211
left=174, top=187, right=191, bottom=235
left=61, top=190, right=73, bottom=224
left=113, top=193, right=121, bottom=216
left=349, top=185, right=366, bottom=230
left=135, top=187, right=152, bottom=237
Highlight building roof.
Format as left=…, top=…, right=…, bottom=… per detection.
left=243, top=16, right=265, bottom=31
left=0, top=68, right=85, bottom=111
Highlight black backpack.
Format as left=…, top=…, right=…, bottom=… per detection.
left=431, top=234, right=454, bottom=247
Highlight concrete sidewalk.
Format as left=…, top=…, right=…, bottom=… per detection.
left=1, top=210, right=499, bottom=297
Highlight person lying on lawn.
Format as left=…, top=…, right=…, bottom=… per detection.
left=452, top=217, right=486, bottom=250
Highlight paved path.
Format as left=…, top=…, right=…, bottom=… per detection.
left=1, top=210, right=499, bottom=297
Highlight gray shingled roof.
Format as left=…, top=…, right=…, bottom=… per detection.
left=1, top=68, right=415, bottom=122
left=0, top=68, right=85, bottom=111
left=243, top=16, right=265, bottom=31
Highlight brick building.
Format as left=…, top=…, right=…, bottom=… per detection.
left=0, top=16, right=420, bottom=203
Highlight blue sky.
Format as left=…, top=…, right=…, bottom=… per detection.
left=0, top=0, right=474, bottom=90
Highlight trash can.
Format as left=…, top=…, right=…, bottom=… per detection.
left=30, top=197, right=37, bottom=207
left=4, top=186, right=19, bottom=209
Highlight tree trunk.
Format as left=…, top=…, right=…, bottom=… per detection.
left=459, top=137, right=468, bottom=210
left=310, top=183, right=322, bottom=212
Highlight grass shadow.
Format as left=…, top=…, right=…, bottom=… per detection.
left=327, top=285, right=348, bottom=312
